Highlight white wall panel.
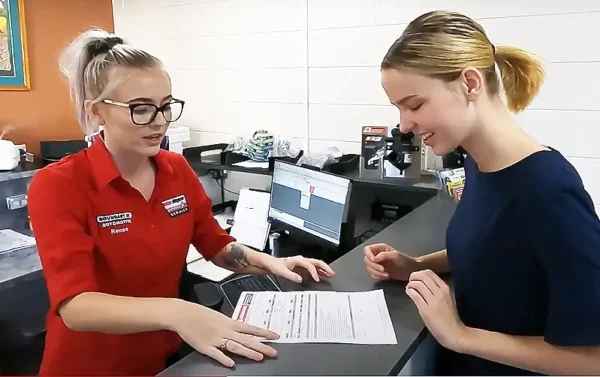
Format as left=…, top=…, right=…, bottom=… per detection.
left=172, top=32, right=304, bottom=70
left=309, top=67, right=388, bottom=105
left=170, top=0, right=305, bottom=37
left=309, top=25, right=404, bottom=67
left=516, top=110, right=600, bottom=159
left=114, top=0, right=600, bottom=205
left=309, top=139, right=362, bottom=155
left=481, top=13, right=600, bottom=63
left=182, top=101, right=304, bottom=139
left=530, top=63, right=600, bottom=111
left=309, top=104, right=398, bottom=141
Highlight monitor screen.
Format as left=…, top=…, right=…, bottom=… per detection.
left=269, top=161, right=351, bottom=245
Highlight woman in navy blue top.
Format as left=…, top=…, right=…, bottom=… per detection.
left=363, top=10, right=600, bottom=375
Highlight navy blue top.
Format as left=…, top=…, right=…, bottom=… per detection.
left=439, top=148, right=600, bottom=375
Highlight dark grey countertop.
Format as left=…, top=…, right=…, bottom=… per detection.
left=0, top=246, right=41, bottom=288
left=344, top=169, right=441, bottom=191
left=0, top=230, right=48, bottom=353
left=0, top=228, right=42, bottom=290
left=160, top=194, right=458, bottom=376
left=0, top=163, right=42, bottom=183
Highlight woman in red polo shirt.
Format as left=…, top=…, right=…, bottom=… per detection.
left=27, top=29, right=335, bottom=376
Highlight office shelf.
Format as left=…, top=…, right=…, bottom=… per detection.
left=182, top=144, right=441, bottom=196
left=186, top=153, right=273, bottom=176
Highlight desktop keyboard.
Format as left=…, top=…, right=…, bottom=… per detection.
left=220, top=274, right=281, bottom=308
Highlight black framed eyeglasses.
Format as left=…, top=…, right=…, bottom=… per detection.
left=102, top=98, right=185, bottom=126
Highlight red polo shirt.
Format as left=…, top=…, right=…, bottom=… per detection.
left=28, top=139, right=235, bottom=376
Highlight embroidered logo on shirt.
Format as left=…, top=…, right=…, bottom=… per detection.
left=96, top=212, right=133, bottom=228
left=96, top=212, right=132, bottom=235
left=162, top=195, right=189, bottom=218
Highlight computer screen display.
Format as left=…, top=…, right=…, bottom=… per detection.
left=269, top=161, right=351, bottom=245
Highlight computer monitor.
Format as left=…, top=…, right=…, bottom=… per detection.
left=268, top=161, right=352, bottom=247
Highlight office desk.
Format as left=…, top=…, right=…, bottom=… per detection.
left=0, top=233, right=47, bottom=355
left=160, top=194, right=458, bottom=376
left=0, top=163, right=41, bottom=183
left=342, top=169, right=441, bottom=192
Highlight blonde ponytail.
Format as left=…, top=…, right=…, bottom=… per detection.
left=59, top=28, right=162, bottom=136
left=382, top=11, right=547, bottom=114
left=59, top=29, right=110, bottom=136
left=494, top=46, right=545, bottom=113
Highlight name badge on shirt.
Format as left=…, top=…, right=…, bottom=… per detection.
left=96, top=212, right=133, bottom=228
left=96, top=212, right=132, bottom=235
left=162, top=195, right=189, bottom=218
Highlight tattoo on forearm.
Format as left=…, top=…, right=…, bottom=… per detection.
left=223, top=243, right=250, bottom=269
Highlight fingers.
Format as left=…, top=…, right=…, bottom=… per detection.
left=309, top=259, right=335, bottom=277
left=230, top=333, right=277, bottom=358
left=234, top=322, right=280, bottom=340
left=277, top=267, right=303, bottom=284
left=295, top=259, right=320, bottom=282
left=364, top=254, right=383, bottom=271
left=364, top=243, right=391, bottom=260
left=364, top=257, right=389, bottom=279
left=317, top=267, right=334, bottom=277
left=405, top=280, right=434, bottom=304
left=221, top=339, right=266, bottom=362
left=286, top=257, right=334, bottom=282
left=406, top=287, right=427, bottom=312
left=423, top=269, right=447, bottom=289
left=373, top=250, right=396, bottom=263
left=366, top=264, right=389, bottom=280
left=410, top=270, right=444, bottom=293
left=202, top=346, right=235, bottom=368
left=364, top=245, right=376, bottom=261
left=364, top=255, right=394, bottom=280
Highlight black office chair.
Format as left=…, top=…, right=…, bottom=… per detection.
left=0, top=276, right=49, bottom=375
left=0, top=328, right=45, bottom=375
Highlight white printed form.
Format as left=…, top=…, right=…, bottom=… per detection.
left=232, top=289, right=397, bottom=345
left=299, top=183, right=313, bottom=210
left=229, top=188, right=271, bottom=250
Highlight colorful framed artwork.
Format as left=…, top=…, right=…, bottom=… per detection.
left=0, top=0, right=30, bottom=90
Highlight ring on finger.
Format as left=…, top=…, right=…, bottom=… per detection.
left=219, top=339, right=230, bottom=352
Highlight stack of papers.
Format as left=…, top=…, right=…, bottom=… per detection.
left=229, top=188, right=271, bottom=251
left=0, top=229, right=36, bottom=255
left=232, top=289, right=397, bottom=345
left=233, top=160, right=269, bottom=169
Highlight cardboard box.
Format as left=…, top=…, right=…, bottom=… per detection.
left=359, top=126, right=388, bottom=179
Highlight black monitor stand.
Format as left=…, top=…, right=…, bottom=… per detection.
left=271, top=211, right=356, bottom=265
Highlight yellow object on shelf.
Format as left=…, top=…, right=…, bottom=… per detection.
left=0, top=16, right=7, bottom=36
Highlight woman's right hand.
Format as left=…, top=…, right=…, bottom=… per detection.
left=170, top=301, right=280, bottom=367
left=363, top=243, right=419, bottom=281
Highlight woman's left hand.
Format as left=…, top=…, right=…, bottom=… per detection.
left=264, top=255, right=335, bottom=284
left=405, top=269, right=469, bottom=352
